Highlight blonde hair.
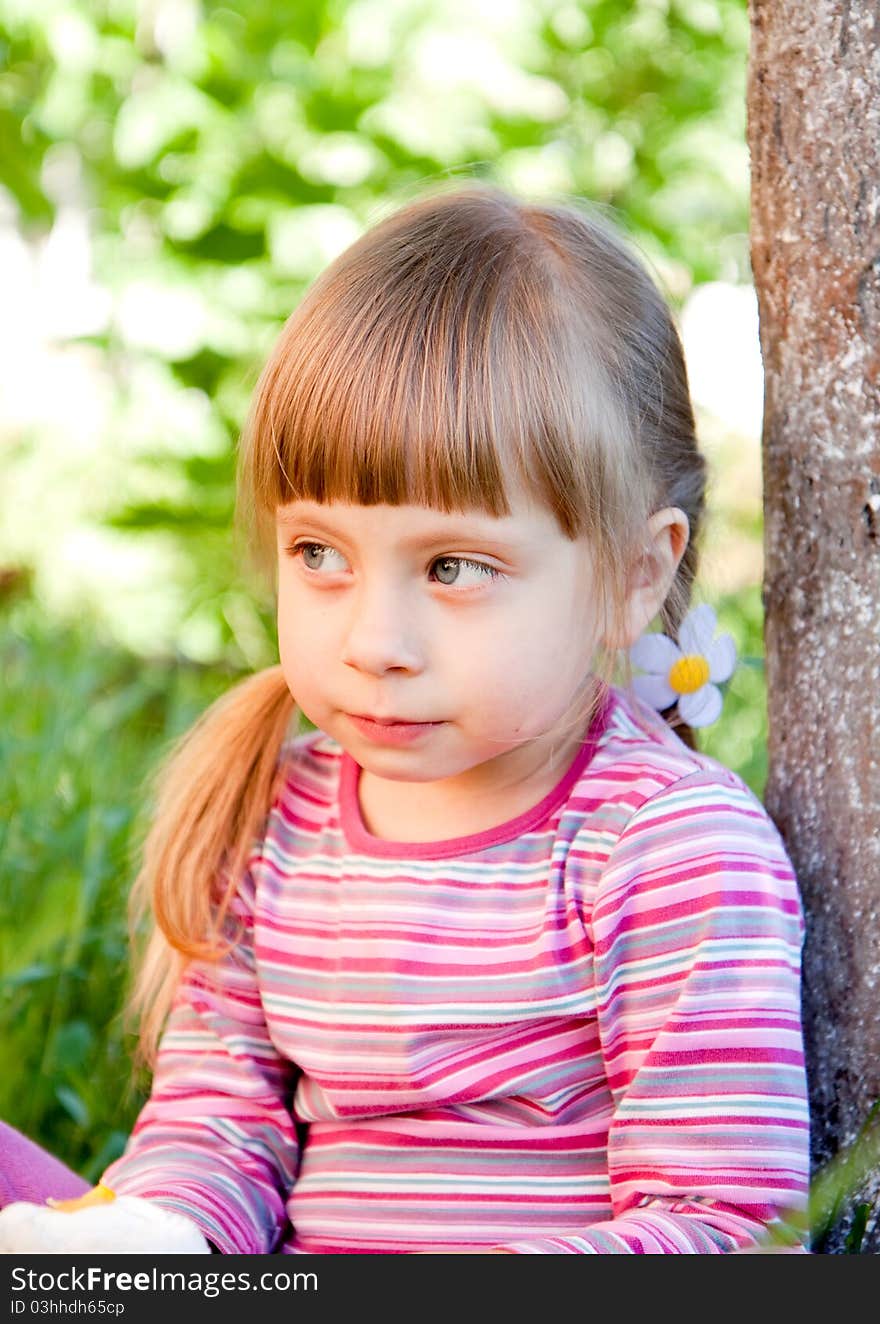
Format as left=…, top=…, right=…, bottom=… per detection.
left=130, top=183, right=706, bottom=1060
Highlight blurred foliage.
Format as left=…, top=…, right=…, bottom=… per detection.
left=3, top=0, right=751, bottom=271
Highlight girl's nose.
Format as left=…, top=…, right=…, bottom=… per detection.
left=340, top=584, right=424, bottom=676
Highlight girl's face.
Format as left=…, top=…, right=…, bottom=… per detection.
left=275, top=488, right=609, bottom=817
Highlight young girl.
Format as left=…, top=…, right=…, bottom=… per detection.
left=0, top=185, right=810, bottom=1254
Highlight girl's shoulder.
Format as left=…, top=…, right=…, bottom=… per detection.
left=279, top=721, right=343, bottom=766
left=591, top=685, right=772, bottom=826
left=244, top=724, right=345, bottom=864
left=601, top=683, right=737, bottom=769
left=584, top=688, right=802, bottom=933
left=275, top=722, right=345, bottom=804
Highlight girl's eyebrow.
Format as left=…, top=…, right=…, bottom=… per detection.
left=275, top=505, right=534, bottom=554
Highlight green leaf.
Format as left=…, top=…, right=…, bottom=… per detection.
left=56, top=1085, right=90, bottom=1129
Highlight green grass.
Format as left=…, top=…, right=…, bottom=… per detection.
left=0, top=591, right=236, bottom=1181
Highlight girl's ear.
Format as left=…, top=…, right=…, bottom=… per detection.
left=603, top=507, right=690, bottom=650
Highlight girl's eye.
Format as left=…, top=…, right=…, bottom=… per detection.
left=288, top=544, right=501, bottom=587
left=429, top=556, right=501, bottom=588
left=292, top=542, right=349, bottom=573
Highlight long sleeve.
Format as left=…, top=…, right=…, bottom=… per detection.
left=102, top=869, right=300, bottom=1254
left=503, top=769, right=810, bottom=1254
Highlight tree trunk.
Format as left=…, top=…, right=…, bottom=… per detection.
left=747, top=1, right=880, bottom=1252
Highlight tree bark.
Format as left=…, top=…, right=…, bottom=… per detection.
left=748, top=0, right=880, bottom=1252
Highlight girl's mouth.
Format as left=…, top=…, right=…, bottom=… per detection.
left=345, top=714, right=444, bottom=746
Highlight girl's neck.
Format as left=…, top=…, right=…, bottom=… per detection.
left=354, top=725, right=590, bottom=844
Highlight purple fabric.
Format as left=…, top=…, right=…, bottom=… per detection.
left=0, top=1122, right=89, bottom=1208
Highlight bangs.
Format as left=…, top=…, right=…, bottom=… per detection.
left=238, top=189, right=624, bottom=566
left=259, top=257, right=525, bottom=515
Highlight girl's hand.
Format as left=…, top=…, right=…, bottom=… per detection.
left=0, top=1194, right=211, bottom=1254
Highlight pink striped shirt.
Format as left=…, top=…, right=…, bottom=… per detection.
left=104, top=685, right=810, bottom=1253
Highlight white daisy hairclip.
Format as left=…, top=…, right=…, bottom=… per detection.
left=628, top=603, right=737, bottom=728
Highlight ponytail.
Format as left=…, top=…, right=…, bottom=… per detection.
left=128, top=665, right=297, bottom=1064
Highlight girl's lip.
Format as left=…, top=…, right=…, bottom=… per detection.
left=350, top=713, right=426, bottom=725
left=345, top=714, right=443, bottom=745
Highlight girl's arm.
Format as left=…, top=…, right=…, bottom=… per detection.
left=93, top=866, right=300, bottom=1254
left=502, top=770, right=810, bottom=1254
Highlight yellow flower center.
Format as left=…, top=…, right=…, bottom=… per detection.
left=47, top=1182, right=116, bottom=1214
left=669, top=654, right=710, bottom=695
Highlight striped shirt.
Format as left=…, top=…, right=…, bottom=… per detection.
left=103, top=685, right=810, bottom=1254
